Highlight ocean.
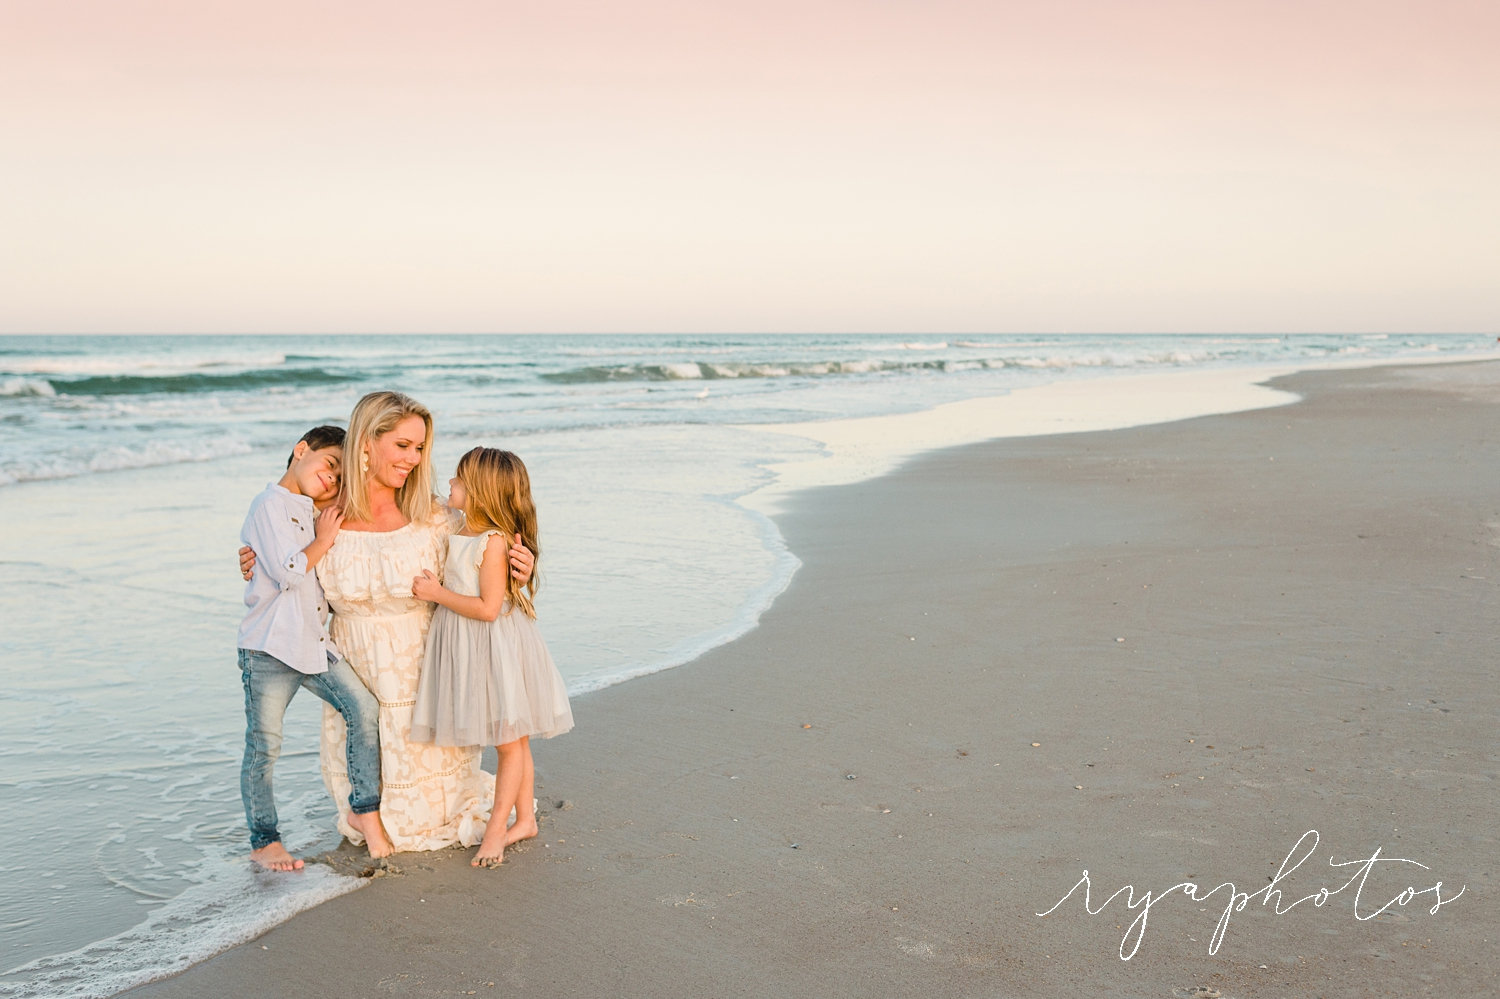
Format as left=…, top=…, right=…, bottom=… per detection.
left=0, top=332, right=1491, bottom=996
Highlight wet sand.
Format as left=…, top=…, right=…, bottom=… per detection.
left=125, top=361, right=1499, bottom=999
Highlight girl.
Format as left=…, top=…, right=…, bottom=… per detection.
left=410, top=447, right=574, bottom=868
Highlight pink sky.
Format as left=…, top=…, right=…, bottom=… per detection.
left=2, top=0, right=1496, bottom=333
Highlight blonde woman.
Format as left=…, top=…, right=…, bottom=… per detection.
left=240, top=391, right=535, bottom=853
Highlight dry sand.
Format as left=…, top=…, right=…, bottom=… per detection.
left=125, top=361, right=1498, bottom=999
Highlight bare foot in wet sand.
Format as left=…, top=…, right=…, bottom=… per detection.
left=250, top=842, right=304, bottom=872
left=348, top=810, right=395, bottom=859
left=472, top=824, right=507, bottom=868
left=501, top=816, right=538, bottom=849
left=472, top=816, right=540, bottom=869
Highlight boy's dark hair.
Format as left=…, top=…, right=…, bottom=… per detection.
left=287, top=425, right=346, bottom=467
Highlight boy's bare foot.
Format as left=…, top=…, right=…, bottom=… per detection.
left=501, top=816, right=538, bottom=849
left=250, top=842, right=304, bottom=872
left=348, top=811, right=395, bottom=858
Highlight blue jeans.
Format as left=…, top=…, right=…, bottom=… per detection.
left=238, top=648, right=381, bottom=851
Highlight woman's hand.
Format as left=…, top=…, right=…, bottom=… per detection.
left=508, top=535, right=534, bottom=583
left=239, top=545, right=257, bottom=581
left=412, top=568, right=442, bottom=602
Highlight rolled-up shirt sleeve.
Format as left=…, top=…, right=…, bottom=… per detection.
left=243, top=496, right=314, bottom=593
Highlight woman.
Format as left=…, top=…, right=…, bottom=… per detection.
left=245, top=390, right=534, bottom=851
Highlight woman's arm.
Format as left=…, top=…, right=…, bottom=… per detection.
left=412, top=534, right=509, bottom=622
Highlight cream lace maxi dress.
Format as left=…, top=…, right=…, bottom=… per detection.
left=316, top=505, right=493, bottom=851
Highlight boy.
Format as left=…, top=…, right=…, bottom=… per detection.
left=238, top=425, right=394, bottom=870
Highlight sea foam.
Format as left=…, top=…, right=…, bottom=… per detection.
left=0, top=863, right=363, bottom=999
left=0, top=439, right=255, bottom=487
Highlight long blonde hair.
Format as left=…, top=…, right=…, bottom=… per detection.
left=455, top=447, right=539, bottom=617
left=340, top=391, right=435, bottom=524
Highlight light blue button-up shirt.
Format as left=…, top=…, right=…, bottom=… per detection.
left=237, top=483, right=340, bottom=674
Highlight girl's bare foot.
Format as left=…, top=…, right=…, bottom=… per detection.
left=250, top=842, right=304, bottom=872
left=348, top=811, right=395, bottom=858
left=501, top=816, right=538, bottom=849
left=472, top=822, right=507, bottom=867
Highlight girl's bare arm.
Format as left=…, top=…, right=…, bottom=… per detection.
left=411, top=534, right=509, bottom=622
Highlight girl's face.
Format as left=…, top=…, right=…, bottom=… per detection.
left=366, top=414, right=427, bottom=491
left=447, top=475, right=467, bottom=511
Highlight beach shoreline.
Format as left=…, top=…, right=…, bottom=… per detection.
left=22, top=339, right=1493, bottom=998
left=740, top=350, right=1500, bottom=514
left=105, top=357, right=1498, bottom=999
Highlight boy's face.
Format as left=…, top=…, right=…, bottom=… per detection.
left=292, top=445, right=342, bottom=506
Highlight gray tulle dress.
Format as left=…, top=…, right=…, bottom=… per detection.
left=410, top=531, right=574, bottom=748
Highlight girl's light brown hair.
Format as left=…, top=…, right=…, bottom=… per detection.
left=340, top=391, right=435, bottom=525
left=455, top=447, right=539, bottom=618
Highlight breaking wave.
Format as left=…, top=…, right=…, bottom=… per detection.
left=540, top=349, right=1223, bottom=384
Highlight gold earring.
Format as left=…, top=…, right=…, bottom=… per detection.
left=361, top=453, right=370, bottom=473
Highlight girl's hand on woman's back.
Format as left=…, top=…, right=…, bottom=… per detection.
left=239, top=546, right=256, bottom=580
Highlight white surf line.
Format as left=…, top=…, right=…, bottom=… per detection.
left=737, top=353, right=1498, bottom=517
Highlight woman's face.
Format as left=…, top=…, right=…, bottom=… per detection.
left=366, top=414, right=427, bottom=491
